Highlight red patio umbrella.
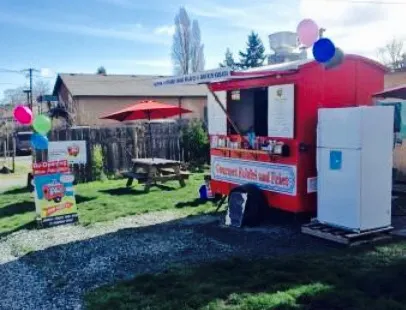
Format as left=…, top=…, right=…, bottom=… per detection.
left=100, top=100, right=192, bottom=158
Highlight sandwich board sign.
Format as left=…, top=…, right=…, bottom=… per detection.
left=32, top=160, right=79, bottom=228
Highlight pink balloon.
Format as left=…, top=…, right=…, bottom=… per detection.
left=297, top=19, right=319, bottom=47
left=13, top=105, right=33, bottom=125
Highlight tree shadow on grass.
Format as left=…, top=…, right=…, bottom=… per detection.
left=155, top=184, right=177, bottom=192
left=100, top=184, right=177, bottom=196
left=99, top=188, right=147, bottom=196
left=175, top=198, right=209, bottom=208
left=0, top=201, right=34, bottom=218
left=76, top=195, right=97, bottom=205
left=2, top=187, right=30, bottom=195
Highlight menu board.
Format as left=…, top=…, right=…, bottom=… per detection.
left=268, top=84, right=295, bottom=138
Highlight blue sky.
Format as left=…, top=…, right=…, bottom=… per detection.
left=0, top=0, right=405, bottom=100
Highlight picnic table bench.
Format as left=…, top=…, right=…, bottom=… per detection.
left=123, top=158, right=190, bottom=192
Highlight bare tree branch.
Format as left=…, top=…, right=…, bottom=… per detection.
left=171, top=7, right=204, bottom=74
left=377, top=38, right=406, bottom=72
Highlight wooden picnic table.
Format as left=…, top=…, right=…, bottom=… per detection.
left=123, top=158, right=189, bottom=192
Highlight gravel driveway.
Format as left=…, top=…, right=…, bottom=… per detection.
left=0, top=210, right=335, bottom=310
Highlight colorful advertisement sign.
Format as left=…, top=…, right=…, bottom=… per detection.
left=33, top=160, right=79, bottom=228
left=211, top=156, right=297, bottom=196
left=268, top=84, right=295, bottom=139
left=48, top=140, right=87, bottom=164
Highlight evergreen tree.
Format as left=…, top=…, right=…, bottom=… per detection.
left=219, top=48, right=238, bottom=70
left=97, top=66, right=107, bottom=74
left=238, top=31, right=266, bottom=69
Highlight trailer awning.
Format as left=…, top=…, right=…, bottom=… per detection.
left=373, top=84, right=406, bottom=100
left=153, top=59, right=313, bottom=87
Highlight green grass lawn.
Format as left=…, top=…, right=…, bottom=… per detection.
left=85, top=241, right=406, bottom=310
left=0, top=173, right=212, bottom=236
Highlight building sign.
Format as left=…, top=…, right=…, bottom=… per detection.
left=307, top=177, right=317, bottom=193
left=153, top=68, right=232, bottom=87
left=33, top=160, right=78, bottom=228
left=48, top=141, right=87, bottom=164
left=268, top=84, right=295, bottom=138
left=37, top=95, right=58, bottom=103
left=211, top=156, right=297, bottom=196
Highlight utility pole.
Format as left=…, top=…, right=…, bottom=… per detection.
left=22, top=68, right=40, bottom=111
left=29, top=68, right=33, bottom=110
left=23, top=90, right=30, bottom=107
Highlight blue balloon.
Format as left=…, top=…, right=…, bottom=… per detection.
left=31, top=133, right=48, bottom=150
left=313, top=38, right=336, bottom=63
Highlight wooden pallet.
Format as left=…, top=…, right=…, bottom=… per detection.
left=301, top=221, right=393, bottom=246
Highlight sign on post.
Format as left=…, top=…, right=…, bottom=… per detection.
left=37, top=95, right=58, bottom=102
left=48, top=141, right=87, bottom=164
left=153, top=68, right=232, bottom=87
left=33, top=160, right=79, bottom=228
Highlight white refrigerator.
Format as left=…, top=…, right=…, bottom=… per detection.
left=317, top=106, right=394, bottom=232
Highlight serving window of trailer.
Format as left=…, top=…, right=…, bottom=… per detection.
left=227, top=87, right=268, bottom=136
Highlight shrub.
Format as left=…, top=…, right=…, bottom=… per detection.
left=92, top=144, right=106, bottom=181
left=181, top=120, right=209, bottom=170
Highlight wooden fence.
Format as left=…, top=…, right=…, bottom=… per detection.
left=0, top=135, right=15, bottom=172
left=35, top=121, right=187, bottom=182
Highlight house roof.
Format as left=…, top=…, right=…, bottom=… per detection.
left=53, top=73, right=208, bottom=97
left=374, top=84, right=406, bottom=100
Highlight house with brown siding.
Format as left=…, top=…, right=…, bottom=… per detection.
left=380, top=71, right=406, bottom=181
left=52, top=74, right=208, bottom=126
left=385, top=71, right=406, bottom=88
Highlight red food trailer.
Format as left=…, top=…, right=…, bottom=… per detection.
left=206, top=55, right=386, bottom=214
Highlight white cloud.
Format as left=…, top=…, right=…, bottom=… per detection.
left=154, top=25, right=175, bottom=36
left=190, top=0, right=406, bottom=61
left=130, top=59, right=172, bottom=68
left=299, top=0, right=406, bottom=58
left=111, top=58, right=172, bottom=75
left=189, top=1, right=299, bottom=33
left=0, top=12, right=167, bottom=45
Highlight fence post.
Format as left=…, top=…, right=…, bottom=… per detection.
left=3, top=140, right=6, bottom=165
left=134, top=127, right=138, bottom=159
left=12, top=136, right=16, bottom=173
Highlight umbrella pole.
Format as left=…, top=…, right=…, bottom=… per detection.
left=148, top=112, right=153, bottom=160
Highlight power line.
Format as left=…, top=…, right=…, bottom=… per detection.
left=33, top=75, right=55, bottom=79
left=0, top=68, right=24, bottom=74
